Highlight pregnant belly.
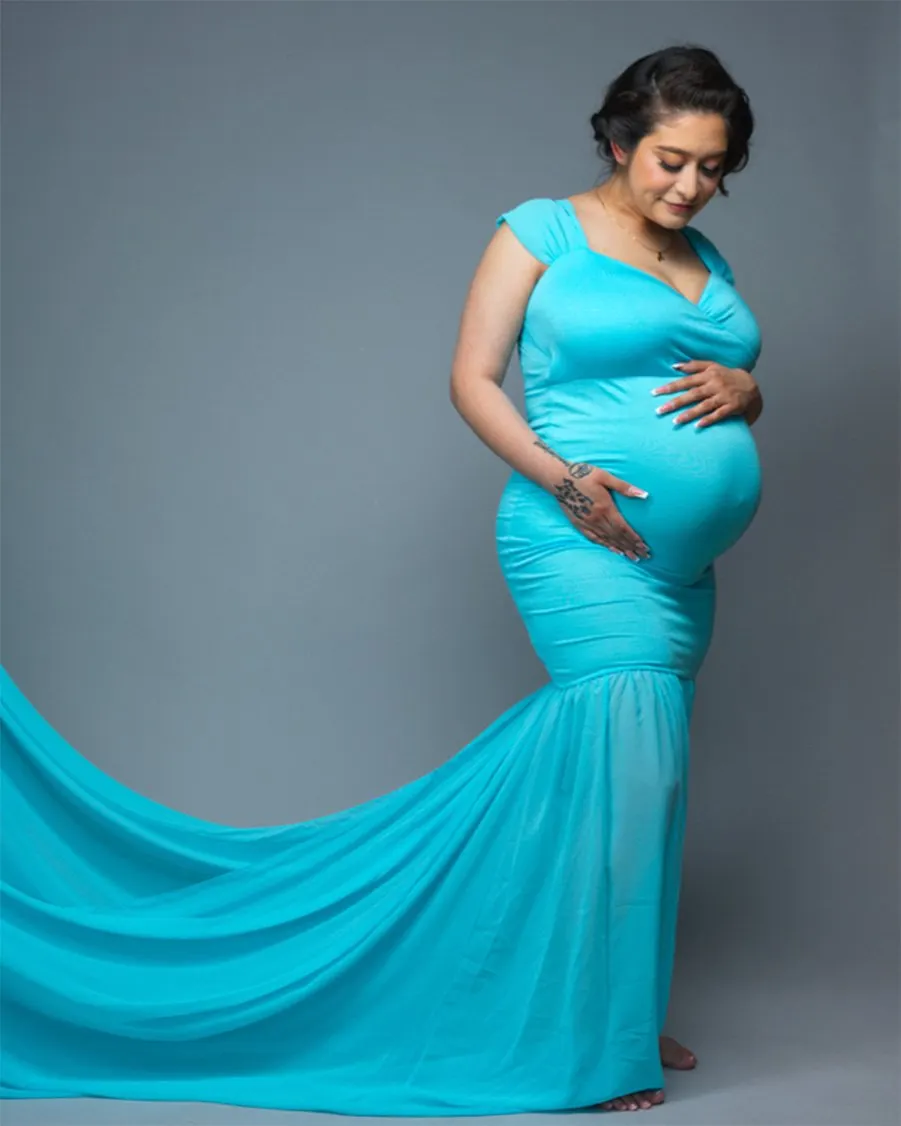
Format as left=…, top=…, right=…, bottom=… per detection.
left=538, top=412, right=762, bottom=585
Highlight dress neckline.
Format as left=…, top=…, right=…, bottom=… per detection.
left=557, top=198, right=715, bottom=309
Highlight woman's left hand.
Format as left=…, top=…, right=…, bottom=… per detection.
left=652, top=361, right=761, bottom=428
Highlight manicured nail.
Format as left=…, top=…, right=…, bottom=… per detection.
left=651, top=388, right=661, bottom=395
left=672, top=362, right=684, bottom=368
left=628, top=488, right=649, bottom=498
left=655, top=405, right=665, bottom=414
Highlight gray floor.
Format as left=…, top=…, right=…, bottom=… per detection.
left=3, top=978, right=897, bottom=1126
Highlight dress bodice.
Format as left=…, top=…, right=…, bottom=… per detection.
left=496, top=197, right=761, bottom=398
left=494, top=197, right=765, bottom=585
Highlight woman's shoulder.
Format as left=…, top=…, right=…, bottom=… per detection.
left=494, top=196, right=573, bottom=266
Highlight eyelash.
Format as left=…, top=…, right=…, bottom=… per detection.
left=659, top=160, right=721, bottom=178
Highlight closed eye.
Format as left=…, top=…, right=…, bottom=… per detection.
left=659, top=160, right=722, bottom=178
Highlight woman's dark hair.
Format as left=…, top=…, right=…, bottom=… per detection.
left=590, top=45, right=754, bottom=197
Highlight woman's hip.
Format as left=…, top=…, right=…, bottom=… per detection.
left=495, top=472, right=716, bottom=685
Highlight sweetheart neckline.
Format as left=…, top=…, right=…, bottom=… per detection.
left=557, top=198, right=716, bottom=309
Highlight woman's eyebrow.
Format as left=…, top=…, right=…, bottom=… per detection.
left=655, top=145, right=728, bottom=158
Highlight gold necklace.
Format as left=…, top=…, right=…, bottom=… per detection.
left=595, top=188, right=673, bottom=262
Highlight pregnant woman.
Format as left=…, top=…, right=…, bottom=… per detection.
left=457, top=44, right=763, bottom=1112
left=0, top=45, right=762, bottom=1117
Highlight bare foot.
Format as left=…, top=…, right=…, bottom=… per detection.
left=596, top=1088, right=665, bottom=1112
left=659, top=1034, right=697, bottom=1069
left=594, top=1037, right=696, bottom=1110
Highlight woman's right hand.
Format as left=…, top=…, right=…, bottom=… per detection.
left=549, top=463, right=651, bottom=561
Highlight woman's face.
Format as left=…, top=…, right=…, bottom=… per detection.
left=615, top=111, right=729, bottom=227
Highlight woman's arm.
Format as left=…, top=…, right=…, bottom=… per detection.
left=448, top=225, right=575, bottom=494
left=449, top=223, right=651, bottom=561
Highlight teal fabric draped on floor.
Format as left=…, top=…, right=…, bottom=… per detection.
left=1, top=662, right=692, bottom=1114
left=0, top=197, right=763, bottom=1114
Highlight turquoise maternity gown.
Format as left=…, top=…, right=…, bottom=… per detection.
left=0, top=196, right=763, bottom=1115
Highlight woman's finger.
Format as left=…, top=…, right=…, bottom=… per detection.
left=583, top=527, right=625, bottom=556
left=586, top=522, right=637, bottom=559
left=600, top=514, right=650, bottom=557
left=695, top=404, right=738, bottom=428
left=651, top=372, right=705, bottom=397
left=655, top=385, right=709, bottom=415
left=673, top=396, right=721, bottom=426
left=608, top=515, right=648, bottom=555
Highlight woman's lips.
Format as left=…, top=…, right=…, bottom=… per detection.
left=664, top=201, right=693, bottom=213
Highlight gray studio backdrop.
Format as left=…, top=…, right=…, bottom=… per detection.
left=3, top=0, right=898, bottom=1115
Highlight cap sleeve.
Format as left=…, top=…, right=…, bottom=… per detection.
left=686, top=226, right=736, bottom=286
left=495, top=197, right=569, bottom=266
left=713, top=247, right=735, bottom=286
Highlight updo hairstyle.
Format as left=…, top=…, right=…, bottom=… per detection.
left=590, top=45, right=754, bottom=197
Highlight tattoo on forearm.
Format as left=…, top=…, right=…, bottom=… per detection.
left=532, top=438, right=594, bottom=480
left=533, top=437, right=569, bottom=466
